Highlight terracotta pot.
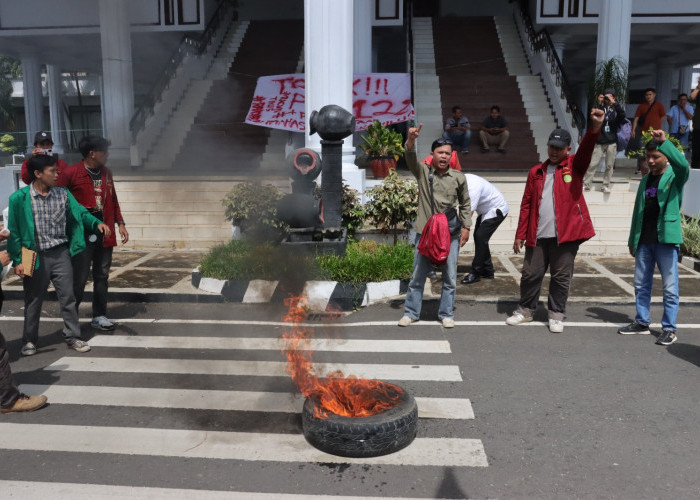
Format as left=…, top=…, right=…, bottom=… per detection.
left=369, top=156, right=396, bottom=179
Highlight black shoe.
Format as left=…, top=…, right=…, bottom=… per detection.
left=618, top=322, right=650, bottom=335
left=460, top=273, right=480, bottom=284
left=480, top=147, right=489, bottom=153
left=656, top=330, right=677, bottom=346
left=497, top=148, right=507, bottom=154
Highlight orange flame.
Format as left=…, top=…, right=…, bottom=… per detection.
left=281, top=295, right=404, bottom=418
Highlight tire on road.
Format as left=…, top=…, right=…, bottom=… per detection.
left=301, top=391, right=418, bottom=458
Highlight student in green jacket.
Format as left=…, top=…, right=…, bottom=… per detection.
left=7, top=154, right=110, bottom=356
left=618, top=129, right=689, bottom=345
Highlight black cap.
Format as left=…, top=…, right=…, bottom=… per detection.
left=547, top=129, right=572, bottom=148
left=603, top=88, right=616, bottom=98
left=33, top=131, right=53, bottom=145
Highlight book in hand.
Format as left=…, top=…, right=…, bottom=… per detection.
left=21, top=247, right=37, bottom=277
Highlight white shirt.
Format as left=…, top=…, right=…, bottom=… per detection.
left=465, top=174, right=509, bottom=221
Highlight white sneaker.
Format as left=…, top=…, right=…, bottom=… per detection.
left=91, top=316, right=115, bottom=331
left=398, top=316, right=418, bottom=327
left=602, top=186, right=611, bottom=193
left=506, top=312, right=533, bottom=326
left=549, top=319, right=564, bottom=333
left=20, top=342, right=36, bottom=356
left=441, top=317, right=455, bottom=328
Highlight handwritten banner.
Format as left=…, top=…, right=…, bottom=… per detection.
left=245, top=73, right=414, bottom=132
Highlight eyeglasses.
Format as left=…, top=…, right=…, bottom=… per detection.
left=435, top=139, right=453, bottom=146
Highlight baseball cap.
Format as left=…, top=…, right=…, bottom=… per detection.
left=547, top=129, right=572, bottom=148
left=33, top=131, right=53, bottom=145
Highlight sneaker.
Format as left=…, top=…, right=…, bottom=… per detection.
left=548, top=319, right=564, bottom=333
left=617, top=322, right=650, bottom=335
left=91, top=316, right=115, bottom=331
left=442, top=317, right=455, bottom=328
left=1, top=393, right=48, bottom=414
left=634, top=169, right=641, bottom=175
left=398, top=316, right=418, bottom=327
left=67, top=339, right=91, bottom=353
left=656, top=330, right=677, bottom=346
left=20, top=342, right=36, bottom=356
left=480, top=147, right=490, bottom=153
left=506, top=311, right=533, bottom=326
left=427, top=270, right=438, bottom=279
left=584, top=185, right=591, bottom=191
left=602, top=186, right=611, bottom=193
left=461, top=148, right=470, bottom=154
left=497, top=148, right=507, bottom=154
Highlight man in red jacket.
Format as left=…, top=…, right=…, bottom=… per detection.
left=58, top=135, right=128, bottom=331
left=506, top=108, right=604, bottom=333
left=20, top=131, right=69, bottom=185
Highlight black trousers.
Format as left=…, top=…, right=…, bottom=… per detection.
left=516, top=238, right=580, bottom=321
left=72, top=235, right=113, bottom=318
left=471, top=210, right=506, bottom=277
left=692, top=127, right=700, bottom=169
left=0, top=330, right=19, bottom=409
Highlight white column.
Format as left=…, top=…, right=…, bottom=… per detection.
left=46, top=65, right=66, bottom=154
left=656, top=62, right=674, bottom=124
left=21, top=55, right=43, bottom=152
left=304, top=0, right=365, bottom=192
left=679, top=65, right=694, bottom=95
left=353, top=0, right=372, bottom=73
left=99, top=0, right=134, bottom=168
left=595, top=0, right=632, bottom=65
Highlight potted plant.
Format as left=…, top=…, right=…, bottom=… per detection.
left=364, top=170, right=418, bottom=245
left=358, top=120, right=405, bottom=179
left=222, top=182, right=286, bottom=241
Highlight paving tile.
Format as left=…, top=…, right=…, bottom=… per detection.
left=111, top=251, right=151, bottom=267
left=620, top=276, right=700, bottom=297
left=456, top=255, right=510, bottom=274
left=592, top=257, right=636, bottom=275
left=568, top=276, right=633, bottom=297
left=507, top=256, right=601, bottom=274
left=434, top=275, right=520, bottom=296
left=108, top=269, right=190, bottom=288
left=140, top=252, right=203, bottom=269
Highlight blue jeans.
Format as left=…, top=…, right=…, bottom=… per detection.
left=634, top=243, right=679, bottom=332
left=442, top=130, right=471, bottom=151
left=404, top=233, right=459, bottom=320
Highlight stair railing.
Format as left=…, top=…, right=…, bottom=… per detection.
left=513, top=6, right=586, bottom=140
left=129, top=0, right=234, bottom=141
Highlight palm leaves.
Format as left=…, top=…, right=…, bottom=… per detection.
left=587, top=57, right=629, bottom=107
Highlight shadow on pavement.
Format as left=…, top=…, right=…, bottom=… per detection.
left=585, top=306, right=634, bottom=324
left=666, top=343, right=700, bottom=369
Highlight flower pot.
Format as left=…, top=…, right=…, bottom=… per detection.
left=369, top=156, right=396, bottom=179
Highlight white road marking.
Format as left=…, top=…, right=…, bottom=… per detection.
left=4, top=315, right=698, bottom=328
left=0, top=480, right=430, bottom=499
left=18, top=384, right=474, bottom=420
left=0, top=423, right=489, bottom=467
left=45, top=357, right=463, bottom=381
left=87, top=335, right=452, bottom=353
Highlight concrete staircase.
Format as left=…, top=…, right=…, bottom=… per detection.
left=139, top=20, right=250, bottom=170
left=494, top=16, right=558, bottom=159
left=411, top=17, right=444, bottom=158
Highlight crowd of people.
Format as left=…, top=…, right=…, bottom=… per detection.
left=1, top=132, right=127, bottom=414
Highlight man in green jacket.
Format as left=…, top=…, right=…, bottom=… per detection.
left=7, top=154, right=110, bottom=356
left=618, top=130, right=689, bottom=345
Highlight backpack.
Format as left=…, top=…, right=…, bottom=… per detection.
left=417, top=212, right=451, bottom=265
left=616, top=118, right=632, bottom=151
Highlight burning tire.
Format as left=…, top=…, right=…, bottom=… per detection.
left=301, top=391, right=418, bottom=458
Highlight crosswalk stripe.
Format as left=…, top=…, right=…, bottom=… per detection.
left=0, top=423, right=489, bottom=467
left=45, top=357, right=463, bottom=381
left=87, top=335, right=452, bottom=353
left=0, top=480, right=430, bottom=499
left=18, top=384, right=474, bottom=420
left=4, top=315, right=698, bottom=328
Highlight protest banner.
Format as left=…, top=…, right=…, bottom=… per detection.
left=245, top=73, right=414, bottom=132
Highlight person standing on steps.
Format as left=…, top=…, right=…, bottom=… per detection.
left=505, top=108, right=604, bottom=334
left=583, top=89, right=626, bottom=193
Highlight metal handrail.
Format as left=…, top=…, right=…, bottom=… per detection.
left=514, top=6, right=586, bottom=136
left=129, top=0, right=233, bottom=140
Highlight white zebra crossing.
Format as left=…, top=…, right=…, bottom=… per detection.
left=18, top=384, right=475, bottom=419
left=0, top=423, right=489, bottom=467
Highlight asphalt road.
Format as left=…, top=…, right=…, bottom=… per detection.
left=0, top=298, right=698, bottom=499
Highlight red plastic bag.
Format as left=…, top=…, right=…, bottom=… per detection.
left=417, top=213, right=451, bottom=265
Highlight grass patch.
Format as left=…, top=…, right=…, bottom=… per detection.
left=681, top=215, right=700, bottom=259
left=316, top=240, right=414, bottom=283
left=199, top=239, right=414, bottom=283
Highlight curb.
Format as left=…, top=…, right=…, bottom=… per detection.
left=681, top=254, right=700, bottom=273
left=192, top=269, right=409, bottom=311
